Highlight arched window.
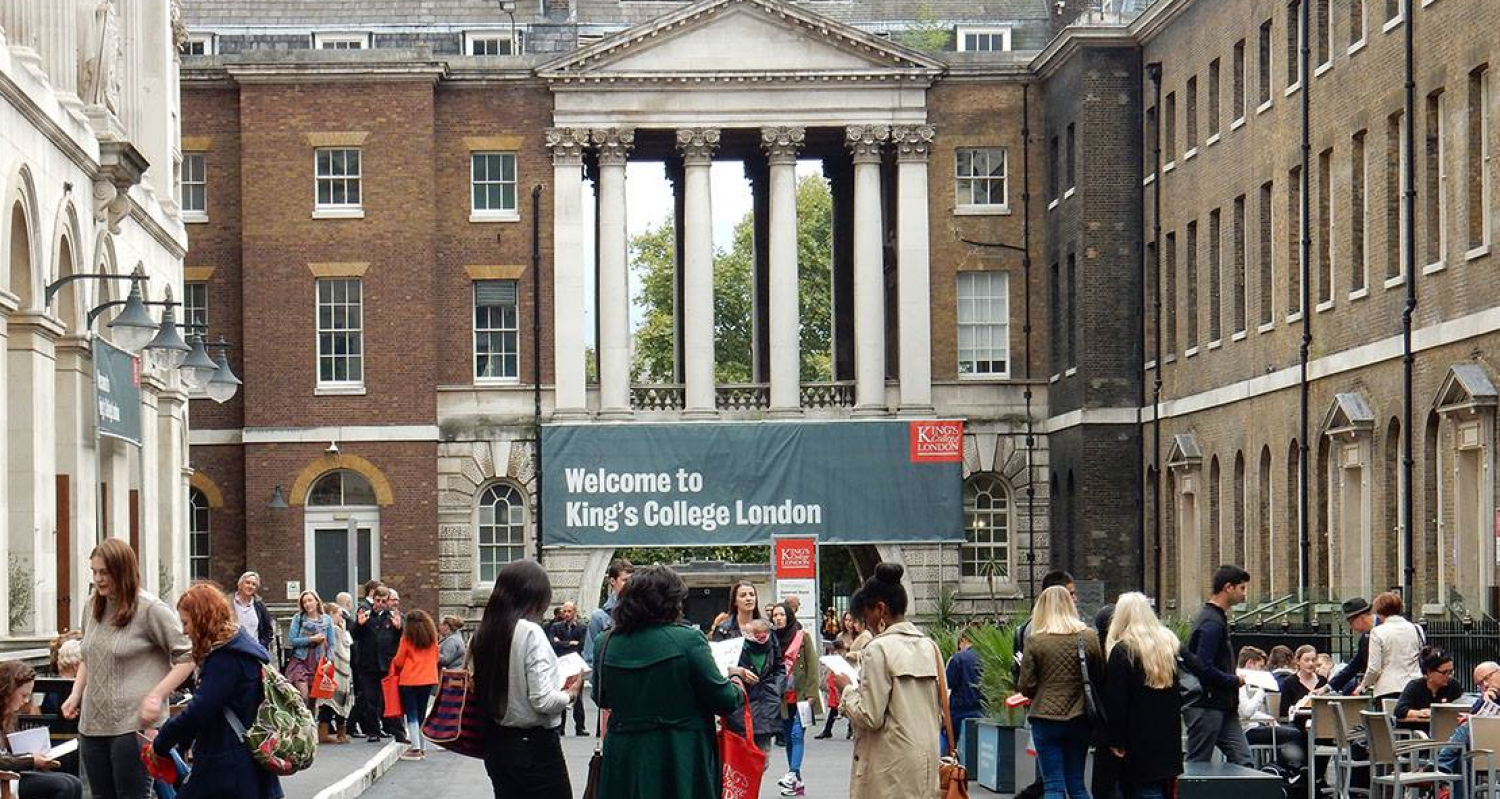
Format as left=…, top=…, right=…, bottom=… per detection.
left=188, top=488, right=210, bottom=580
left=962, top=474, right=1011, bottom=579
left=477, top=484, right=526, bottom=582
left=307, top=470, right=377, bottom=506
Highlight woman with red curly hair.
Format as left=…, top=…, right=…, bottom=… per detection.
left=152, top=583, right=282, bottom=799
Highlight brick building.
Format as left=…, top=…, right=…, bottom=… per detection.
left=178, top=0, right=1052, bottom=619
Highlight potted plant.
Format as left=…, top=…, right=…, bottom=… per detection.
left=968, top=621, right=1035, bottom=792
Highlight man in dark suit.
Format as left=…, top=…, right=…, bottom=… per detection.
left=1330, top=597, right=1374, bottom=694
left=547, top=602, right=588, bottom=735
left=351, top=587, right=407, bottom=743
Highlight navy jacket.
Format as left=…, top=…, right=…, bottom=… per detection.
left=155, top=629, right=283, bottom=799
left=1329, top=633, right=1369, bottom=694
left=350, top=609, right=400, bottom=673
left=1187, top=603, right=1240, bottom=711
left=947, top=647, right=985, bottom=716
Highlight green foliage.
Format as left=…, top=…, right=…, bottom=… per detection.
left=613, top=546, right=771, bottom=566
left=629, top=176, right=834, bottom=384
left=7, top=561, right=32, bottom=631
left=895, top=3, right=952, bottom=52
left=931, top=615, right=1023, bottom=725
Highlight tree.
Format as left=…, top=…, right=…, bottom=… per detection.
left=629, top=174, right=834, bottom=384
left=895, top=3, right=951, bottom=53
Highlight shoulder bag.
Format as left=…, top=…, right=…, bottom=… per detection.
left=719, top=681, right=768, bottom=799
left=1076, top=633, right=1108, bottom=737
left=936, top=644, right=970, bottom=799
left=421, top=648, right=485, bottom=758
left=582, top=632, right=611, bottom=799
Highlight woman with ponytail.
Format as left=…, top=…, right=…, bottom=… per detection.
left=834, top=563, right=943, bottom=799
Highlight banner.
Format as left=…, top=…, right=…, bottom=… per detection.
left=541, top=420, right=964, bottom=547
left=773, top=536, right=819, bottom=628
left=93, top=339, right=142, bottom=447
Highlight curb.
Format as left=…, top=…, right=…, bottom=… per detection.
left=310, top=741, right=403, bottom=799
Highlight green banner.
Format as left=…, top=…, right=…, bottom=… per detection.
left=541, top=420, right=965, bottom=547
left=93, top=339, right=142, bottom=447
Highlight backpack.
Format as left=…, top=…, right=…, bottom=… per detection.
left=225, top=664, right=319, bottom=776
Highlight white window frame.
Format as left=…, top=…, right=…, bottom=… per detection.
left=182, top=34, right=215, bottom=56
left=188, top=488, right=210, bottom=581
left=313, top=32, right=370, bottom=50
left=1428, top=90, right=1449, bottom=272
left=180, top=152, right=207, bottom=222
left=183, top=281, right=208, bottom=334
left=1470, top=68, right=1493, bottom=258
left=956, top=26, right=1012, bottom=52
left=475, top=482, right=527, bottom=585
left=954, top=147, right=1009, bottom=215
left=464, top=30, right=521, bottom=56
left=474, top=280, right=520, bottom=383
left=470, top=152, right=520, bottom=222
left=956, top=271, right=1010, bottom=380
left=314, top=147, right=363, bottom=219
left=302, top=508, right=381, bottom=600
left=315, top=278, right=365, bottom=393
left=961, top=474, right=1014, bottom=587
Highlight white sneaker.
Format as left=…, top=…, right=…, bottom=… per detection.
left=776, top=772, right=798, bottom=789
left=779, top=776, right=805, bottom=797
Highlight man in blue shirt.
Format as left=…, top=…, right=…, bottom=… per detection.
left=583, top=559, right=634, bottom=668
left=946, top=628, right=984, bottom=756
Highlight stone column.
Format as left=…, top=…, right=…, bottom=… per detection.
left=0, top=0, right=41, bottom=66
left=0, top=292, right=14, bottom=635
left=893, top=125, right=936, bottom=417
left=677, top=128, right=720, bottom=418
left=546, top=129, right=589, bottom=419
left=6, top=314, right=61, bottom=634
left=138, top=378, right=161, bottom=594
left=38, top=0, right=78, bottom=100
left=156, top=387, right=188, bottom=600
left=52, top=336, right=99, bottom=631
left=846, top=125, right=890, bottom=416
left=763, top=127, right=805, bottom=417
left=591, top=128, right=634, bottom=419
left=665, top=161, right=686, bottom=385
left=745, top=162, right=769, bottom=384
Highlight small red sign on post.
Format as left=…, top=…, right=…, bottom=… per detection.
left=774, top=538, right=818, bottom=580
left=909, top=420, right=964, bottom=463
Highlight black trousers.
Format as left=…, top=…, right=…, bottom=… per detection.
left=482, top=723, right=571, bottom=799
left=569, top=693, right=586, bottom=733
left=353, top=670, right=403, bottom=737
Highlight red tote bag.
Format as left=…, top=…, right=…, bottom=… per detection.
left=381, top=674, right=403, bottom=719
left=308, top=658, right=336, bottom=700
left=718, top=684, right=766, bottom=799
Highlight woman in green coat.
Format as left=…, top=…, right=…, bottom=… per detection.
left=593, top=566, right=745, bottom=799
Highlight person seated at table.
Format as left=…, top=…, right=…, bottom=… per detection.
left=1239, top=647, right=1306, bottom=769
left=37, top=638, right=81, bottom=717
left=1394, top=647, right=1463, bottom=730
left=1436, top=661, right=1500, bottom=799
left=1276, top=645, right=1328, bottom=720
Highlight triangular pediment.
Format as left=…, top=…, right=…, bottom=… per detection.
left=1435, top=363, right=1499, bottom=413
left=1166, top=433, right=1202, bottom=470
left=538, top=0, right=945, bottom=82
left=1322, top=392, right=1375, bottom=437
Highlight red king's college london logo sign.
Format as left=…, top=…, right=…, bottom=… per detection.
left=908, top=420, right=964, bottom=463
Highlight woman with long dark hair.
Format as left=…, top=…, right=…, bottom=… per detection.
left=772, top=602, right=820, bottom=797
left=153, top=583, right=281, bottom=799
left=0, top=661, right=82, bottom=799
left=471, top=560, right=580, bottom=797
left=62, top=539, right=192, bottom=799
left=593, top=565, right=745, bottom=799
left=711, top=581, right=763, bottom=641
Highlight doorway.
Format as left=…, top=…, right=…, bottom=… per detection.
left=302, top=470, right=380, bottom=601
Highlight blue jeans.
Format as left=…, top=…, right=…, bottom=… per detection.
left=1127, top=780, right=1171, bottom=799
left=947, top=709, right=983, bottom=760
left=1439, top=723, right=1470, bottom=799
left=399, top=684, right=434, bottom=750
left=1031, top=717, right=1093, bottom=799
left=784, top=711, right=805, bottom=776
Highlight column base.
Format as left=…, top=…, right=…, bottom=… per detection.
left=681, top=407, right=720, bottom=420
left=551, top=408, right=592, bottom=422
left=767, top=406, right=804, bottom=419
left=851, top=404, right=889, bottom=418
left=596, top=407, right=635, bottom=421
left=896, top=404, right=937, bottom=419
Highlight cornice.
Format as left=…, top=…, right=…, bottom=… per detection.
left=545, top=70, right=940, bottom=88
left=0, top=70, right=96, bottom=176
left=1029, top=24, right=1138, bottom=80
left=129, top=200, right=188, bottom=259
left=1128, top=0, right=1193, bottom=46
left=225, top=62, right=447, bottom=84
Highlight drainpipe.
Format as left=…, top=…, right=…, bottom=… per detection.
left=1135, top=51, right=1149, bottom=593
left=532, top=183, right=545, bottom=567
left=1297, top=0, right=1313, bottom=599
left=1023, top=84, right=1037, bottom=601
left=1146, top=61, right=1164, bottom=601
left=1400, top=0, right=1417, bottom=603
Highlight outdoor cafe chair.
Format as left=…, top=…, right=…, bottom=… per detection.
left=1464, top=715, right=1500, bottom=799
left=1361, top=709, right=1463, bottom=799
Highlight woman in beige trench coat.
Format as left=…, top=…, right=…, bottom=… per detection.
left=835, top=562, right=943, bottom=799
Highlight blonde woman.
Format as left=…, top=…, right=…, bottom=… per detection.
left=1019, top=585, right=1104, bottom=799
left=1102, top=593, right=1182, bottom=799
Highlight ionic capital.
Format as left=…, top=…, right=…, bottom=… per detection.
left=676, top=127, right=721, bottom=166
left=761, top=126, right=806, bottom=165
left=544, top=127, right=588, bottom=166
left=590, top=127, right=635, bottom=166
left=845, top=125, right=890, bottom=164
left=890, top=124, right=936, bottom=162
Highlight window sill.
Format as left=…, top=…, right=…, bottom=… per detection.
left=1047, top=199, right=1060, bottom=212
left=315, top=383, right=367, bottom=396
left=1063, top=187, right=1076, bottom=200
left=957, top=204, right=1012, bottom=217
left=1144, top=173, right=1156, bottom=186
left=1064, top=367, right=1078, bottom=377
left=1286, top=311, right=1304, bottom=324
left=183, top=212, right=209, bottom=224
left=1231, top=117, right=1246, bottom=131
left=470, top=211, right=521, bottom=223
left=1466, top=244, right=1492, bottom=261
left=1314, top=61, right=1333, bottom=78
left=1257, top=99, right=1274, bottom=116
left=1163, top=354, right=1177, bottom=364
left=1384, top=273, right=1406, bottom=289
left=313, top=207, right=365, bottom=220
left=1184, top=346, right=1199, bottom=358
left=1285, top=83, right=1302, bottom=98
left=1207, top=339, right=1222, bottom=350
left=1348, top=38, right=1367, bottom=56
left=957, top=374, right=1013, bottom=382
left=1383, top=16, right=1404, bottom=34
left=1316, top=299, right=1335, bottom=313
left=1206, top=133, right=1221, bottom=147
left=1183, top=147, right=1199, bottom=162
left=1423, top=260, right=1447, bottom=275
left=1049, top=373, right=1061, bottom=384
left=1349, top=287, right=1369, bottom=301
left=1258, top=321, right=1276, bottom=334
left=1231, top=330, right=1248, bottom=342
left=1163, top=161, right=1176, bottom=174
left=474, top=377, right=522, bottom=386
left=1145, top=359, right=1158, bottom=371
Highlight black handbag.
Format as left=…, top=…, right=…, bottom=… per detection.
left=1076, top=633, right=1107, bottom=735
left=582, top=633, right=610, bottom=799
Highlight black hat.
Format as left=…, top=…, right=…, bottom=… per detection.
left=1342, top=597, right=1372, bottom=620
